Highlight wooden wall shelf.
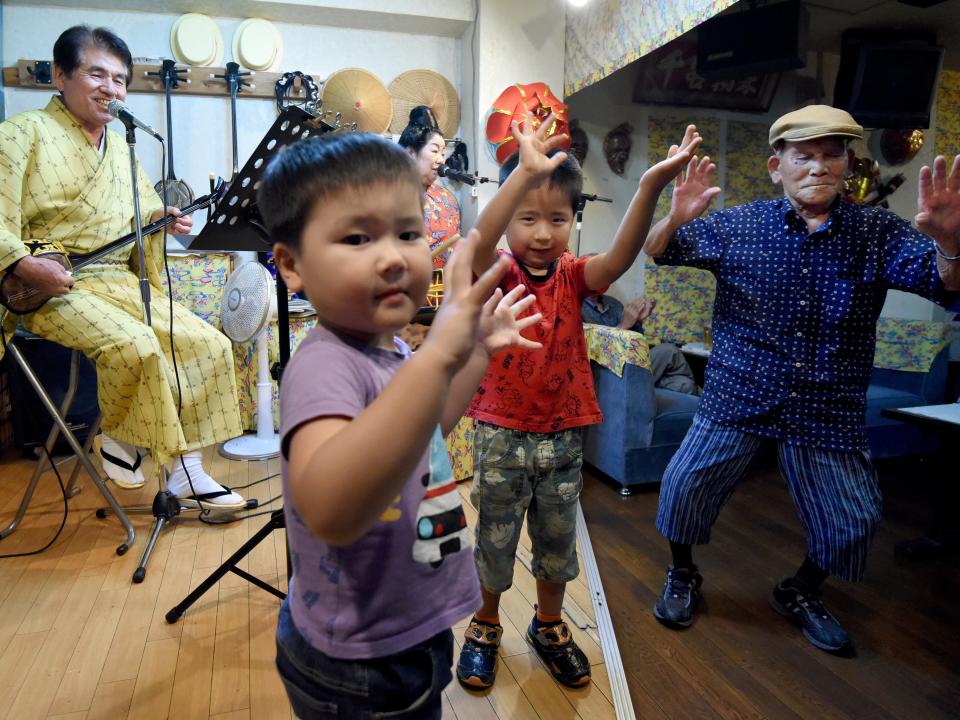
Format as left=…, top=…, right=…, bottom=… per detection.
left=3, top=59, right=315, bottom=101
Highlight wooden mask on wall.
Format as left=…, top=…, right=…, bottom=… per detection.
left=568, top=119, right=588, bottom=166
left=604, top=122, right=633, bottom=175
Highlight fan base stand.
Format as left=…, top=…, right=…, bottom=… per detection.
left=218, top=433, right=280, bottom=461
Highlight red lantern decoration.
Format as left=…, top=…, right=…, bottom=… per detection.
left=485, top=82, right=570, bottom=165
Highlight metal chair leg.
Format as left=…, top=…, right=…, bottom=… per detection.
left=5, top=343, right=135, bottom=555
left=65, top=412, right=102, bottom=498
left=1, top=348, right=81, bottom=538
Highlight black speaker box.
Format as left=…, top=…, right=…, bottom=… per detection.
left=697, top=0, right=808, bottom=80
left=5, top=335, right=99, bottom=456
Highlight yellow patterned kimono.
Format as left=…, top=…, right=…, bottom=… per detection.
left=0, top=96, right=242, bottom=467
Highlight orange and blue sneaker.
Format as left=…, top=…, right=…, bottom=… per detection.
left=456, top=617, right=503, bottom=689
left=526, top=616, right=592, bottom=687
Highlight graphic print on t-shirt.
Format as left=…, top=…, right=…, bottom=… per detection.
left=412, top=427, right=471, bottom=567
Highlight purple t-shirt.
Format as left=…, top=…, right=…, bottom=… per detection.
left=279, top=326, right=481, bottom=659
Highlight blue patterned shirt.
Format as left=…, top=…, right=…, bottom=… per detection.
left=658, top=196, right=959, bottom=451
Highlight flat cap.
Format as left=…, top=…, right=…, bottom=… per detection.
left=769, top=105, right=863, bottom=146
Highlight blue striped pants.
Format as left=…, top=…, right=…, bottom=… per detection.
left=656, top=414, right=882, bottom=581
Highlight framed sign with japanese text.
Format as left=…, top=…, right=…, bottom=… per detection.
left=632, top=37, right=779, bottom=112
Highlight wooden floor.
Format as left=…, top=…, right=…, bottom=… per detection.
left=0, top=448, right=615, bottom=720
left=579, top=455, right=960, bottom=720
left=4, top=445, right=956, bottom=720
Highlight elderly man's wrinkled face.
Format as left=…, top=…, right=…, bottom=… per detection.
left=768, top=137, right=851, bottom=211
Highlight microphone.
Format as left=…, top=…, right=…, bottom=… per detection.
left=107, top=99, right=163, bottom=141
left=438, top=164, right=476, bottom=186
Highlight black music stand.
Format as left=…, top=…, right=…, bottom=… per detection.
left=186, top=104, right=331, bottom=369
left=158, top=107, right=334, bottom=602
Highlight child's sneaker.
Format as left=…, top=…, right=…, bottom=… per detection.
left=525, top=617, right=592, bottom=687
left=456, top=617, right=503, bottom=689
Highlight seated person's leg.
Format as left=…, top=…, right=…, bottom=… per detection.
left=25, top=274, right=244, bottom=507
left=149, top=288, right=245, bottom=509
left=650, top=342, right=698, bottom=394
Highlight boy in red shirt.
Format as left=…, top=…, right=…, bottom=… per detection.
left=457, top=116, right=703, bottom=688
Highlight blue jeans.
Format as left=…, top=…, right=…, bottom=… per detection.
left=275, top=599, right=453, bottom=719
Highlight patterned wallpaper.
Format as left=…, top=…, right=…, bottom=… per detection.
left=564, top=0, right=738, bottom=97
left=726, top=120, right=780, bottom=207
left=935, top=69, right=960, bottom=160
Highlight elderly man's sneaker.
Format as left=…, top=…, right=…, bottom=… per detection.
left=653, top=564, right=703, bottom=628
left=769, top=578, right=851, bottom=653
left=456, top=617, right=502, bottom=689
left=526, top=617, right=591, bottom=687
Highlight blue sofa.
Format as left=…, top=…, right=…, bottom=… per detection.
left=866, top=344, right=950, bottom=459
left=583, top=340, right=951, bottom=494
left=583, top=359, right=699, bottom=495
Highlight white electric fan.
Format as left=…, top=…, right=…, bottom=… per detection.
left=219, top=261, right=280, bottom=460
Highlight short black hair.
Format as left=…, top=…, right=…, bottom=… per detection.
left=257, top=132, right=422, bottom=251
left=499, top=149, right=583, bottom=213
left=53, top=25, right=133, bottom=85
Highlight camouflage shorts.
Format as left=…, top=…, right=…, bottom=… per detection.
left=470, top=422, right=583, bottom=593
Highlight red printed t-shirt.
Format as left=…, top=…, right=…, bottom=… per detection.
left=467, top=250, right=604, bottom=432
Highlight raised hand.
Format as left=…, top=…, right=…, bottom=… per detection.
left=621, top=296, right=655, bottom=329
left=479, top=284, right=543, bottom=355
left=668, top=149, right=722, bottom=226
left=916, top=154, right=960, bottom=254
left=512, top=111, right=570, bottom=181
left=422, top=229, right=509, bottom=371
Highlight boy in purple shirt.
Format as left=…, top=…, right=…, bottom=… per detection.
left=256, top=132, right=542, bottom=719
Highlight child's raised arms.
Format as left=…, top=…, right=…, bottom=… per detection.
left=472, top=112, right=570, bottom=276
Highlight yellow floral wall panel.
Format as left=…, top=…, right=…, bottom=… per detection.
left=726, top=120, right=780, bottom=208
left=935, top=69, right=960, bottom=159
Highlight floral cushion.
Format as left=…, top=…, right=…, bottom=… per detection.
left=642, top=260, right=716, bottom=346
left=873, top=317, right=952, bottom=372
left=583, top=324, right=651, bottom=377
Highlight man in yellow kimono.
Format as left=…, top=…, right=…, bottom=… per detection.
left=0, top=25, right=245, bottom=508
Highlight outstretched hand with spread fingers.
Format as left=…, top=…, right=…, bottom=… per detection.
left=916, top=154, right=960, bottom=256
left=422, top=229, right=510, bottom=371
left=512, top=110, right=570, bottom=181
left=480, top=284, right=543, bottom=355
left=665, top=125, right=722, bottom=225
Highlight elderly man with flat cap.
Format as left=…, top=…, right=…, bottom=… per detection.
left=639, top=106, right=960, bottom=653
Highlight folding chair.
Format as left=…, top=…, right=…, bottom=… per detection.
left=1, top=327, right=135, bottom=555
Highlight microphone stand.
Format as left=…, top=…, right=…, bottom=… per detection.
left=122, top=120, right=161, bottom=326
left=575, top=193, right=612, bottom=256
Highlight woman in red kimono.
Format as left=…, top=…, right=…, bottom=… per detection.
left=398, top=107, right=461, bottom=270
